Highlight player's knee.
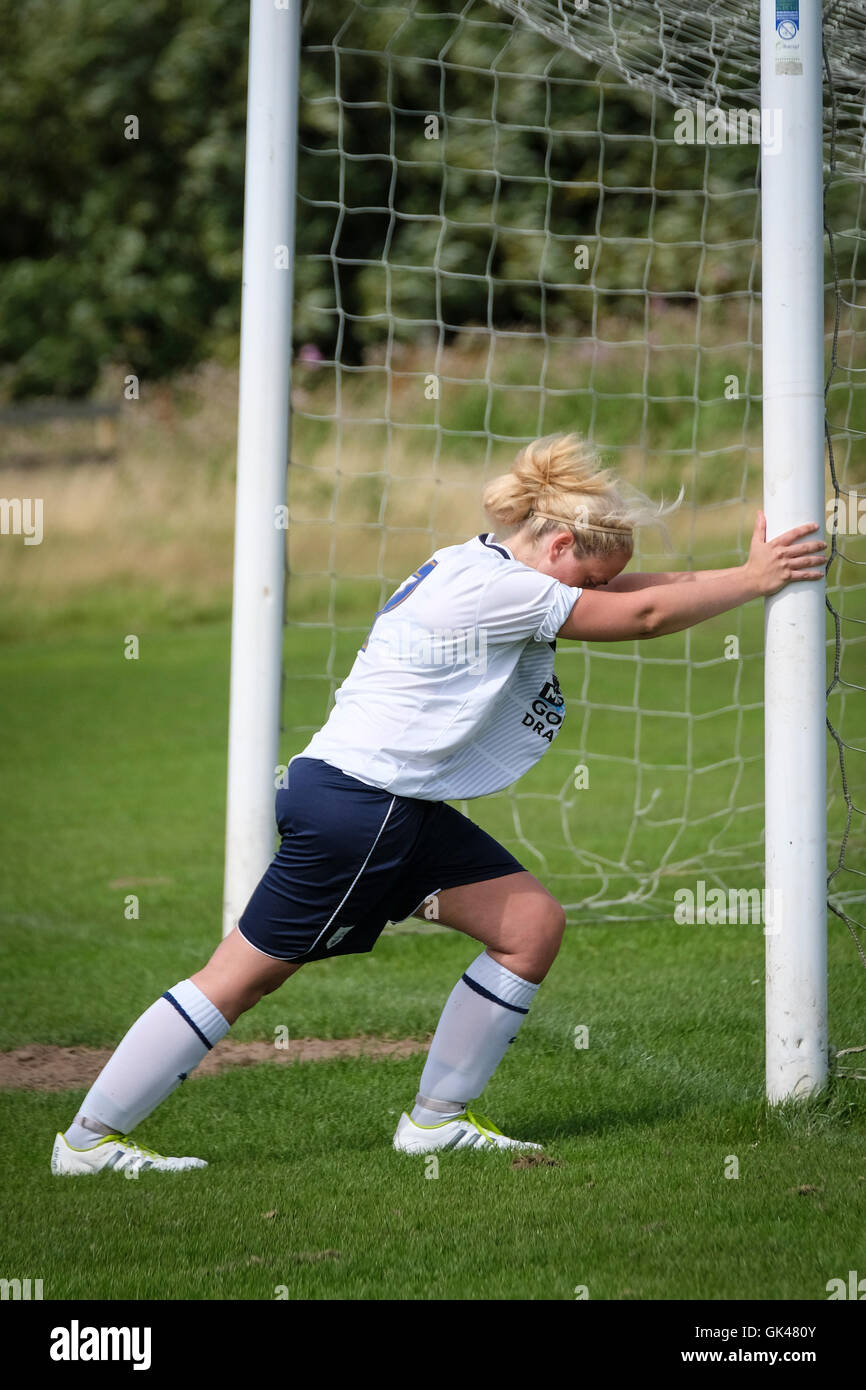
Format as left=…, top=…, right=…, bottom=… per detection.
left=516, top=899, right=565, bottom=980
left=551, top=900, right=567, bottom=942
left=539, top=901, right=566, bottom=963
left=235, top=967, right=294, bottom=1015
left=191, top=951, right=297, bottom=1025
left=221, top=977, right=279, bottom=1022
left=257, top=973, right=289, bottom=1000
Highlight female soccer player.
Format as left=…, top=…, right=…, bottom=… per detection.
left=52, top=433, right=826, bottom=1172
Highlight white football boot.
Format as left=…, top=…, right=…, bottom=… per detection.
left=393, top=1108, right=543, bottom=1153
left=51, top=1131, right=207, bottom=1175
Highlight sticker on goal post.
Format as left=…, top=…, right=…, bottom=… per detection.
left=775, top=2, right=802, bottom=76
left=775, top=3, right=799, bottom=40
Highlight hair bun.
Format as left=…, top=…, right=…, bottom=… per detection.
left=482, top=432, right=679, bottom=555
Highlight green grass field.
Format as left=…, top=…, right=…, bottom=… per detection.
left=2, top=617, right=865, bottom=1301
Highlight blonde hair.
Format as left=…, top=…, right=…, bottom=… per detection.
left=482, top=432, right=678, bottom=558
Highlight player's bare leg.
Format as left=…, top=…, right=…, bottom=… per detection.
left=394, top=871, right=564, bottom=1152
left=52, top=928, right=300, bottom=1174
left=191, top=926, right=302, bottom=1023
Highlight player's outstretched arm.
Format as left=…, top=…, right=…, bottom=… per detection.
left=558, top=511, right=826, bottom=643
left=602, top=567, right=734, bottom=591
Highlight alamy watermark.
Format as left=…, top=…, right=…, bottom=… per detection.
left=826, top=490, right=866, bottom=535
left=674, top=880, right=782, bottom=934
left=1, top=1277, right=43, bottom=1300
left=673, top=100, right=783, bottom=156
left=0, top=497, right=43, bottom=545
left=49, top=1322, right=151, bottom=1369
left=827, top=1270, right=866, bottom=1299
left=375, top=620, right=488, bottom=673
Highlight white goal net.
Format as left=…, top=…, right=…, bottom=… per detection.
left=282, top=0, right=866, bottom=931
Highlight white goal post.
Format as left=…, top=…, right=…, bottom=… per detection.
left=759, top=0, right=827, bottom=1100
left=221, top=0, right=300, bottom=942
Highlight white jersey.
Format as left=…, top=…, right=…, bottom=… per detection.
left=299, top=533, right=581, bottom=799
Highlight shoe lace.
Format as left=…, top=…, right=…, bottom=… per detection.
left=464, top=1109, right=504, bottom=1142
left=118, top=1137, right=166, bottom=1167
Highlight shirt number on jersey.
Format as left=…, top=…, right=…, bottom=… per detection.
left=362, top=558, right=438, bottom=649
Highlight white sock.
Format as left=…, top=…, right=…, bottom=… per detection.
left=410, top=951, right=539, bottom=1123
left=64, top=980, right=229, bottom=1146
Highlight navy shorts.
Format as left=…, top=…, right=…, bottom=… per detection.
left=237, top=757, right=525, bottom=963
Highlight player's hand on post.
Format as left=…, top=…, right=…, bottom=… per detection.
left=744, top=510, right=827, bottom=597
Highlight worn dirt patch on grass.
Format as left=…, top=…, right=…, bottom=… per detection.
left=0, top=1037, right=430, bottom=1092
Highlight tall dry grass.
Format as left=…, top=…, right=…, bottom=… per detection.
left=0, top=328, right=794, bottom=638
